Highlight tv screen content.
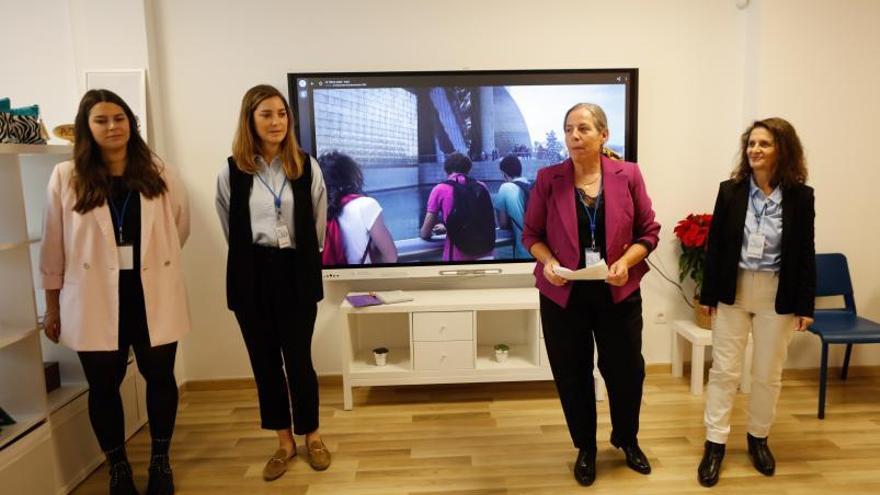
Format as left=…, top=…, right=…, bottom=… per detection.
left=289, top=69, right=638, bottom=274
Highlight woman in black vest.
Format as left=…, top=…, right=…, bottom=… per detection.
left=697, top=117, right=815, bottom=487
left=215, top=84, right=329, bottom=481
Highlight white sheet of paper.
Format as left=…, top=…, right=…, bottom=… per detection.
left=375, top=290, right=414, bottom=304
left=553, top=261, right=609, bottom=281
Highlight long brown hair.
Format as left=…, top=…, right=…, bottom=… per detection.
left=232, top=84, right=305, bottom=179
left=72, top=89, right=166, bottom=213
left=732, top=117, right=808, bottom=188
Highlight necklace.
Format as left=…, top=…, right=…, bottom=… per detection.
left=576, top=170, right=601, bottom=187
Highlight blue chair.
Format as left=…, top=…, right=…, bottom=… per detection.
left=808, top=253, right=880, bottom=418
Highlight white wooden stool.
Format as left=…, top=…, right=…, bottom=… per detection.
left=671, top=319, right=753, bottom=395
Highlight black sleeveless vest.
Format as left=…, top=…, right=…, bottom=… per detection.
left=225, top=155, right=323, bottom=311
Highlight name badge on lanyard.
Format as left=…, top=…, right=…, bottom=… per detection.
left=257, top=170, right=292, bottom=248
left=109, top=190, right=135, bottom=270
left=275, top=225, right=292, bottom=248
left=747, top=197, right=768, bottom=259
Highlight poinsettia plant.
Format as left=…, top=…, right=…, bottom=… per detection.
left=673, top=213, right=713, bottom=298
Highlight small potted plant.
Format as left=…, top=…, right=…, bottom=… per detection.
left=494, top=344, right=509, bottom=363
left=372, top=347, right=389, bottom=366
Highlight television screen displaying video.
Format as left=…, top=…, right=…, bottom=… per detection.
left=289, top=69, right=638, bottom=269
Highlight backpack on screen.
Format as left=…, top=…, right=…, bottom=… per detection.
left=442, top=177, right=496, bottom=255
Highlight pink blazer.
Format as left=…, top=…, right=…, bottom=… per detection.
left=522, top=156, right=661, bottom=308
left=39, top=160, right=191, bottom=351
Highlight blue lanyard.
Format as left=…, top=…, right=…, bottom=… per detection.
left=751, top=194, right=770, bottom=231
left=108, top=190, right=133, bottom=244
left=256, top=169, right=287, bottom=217
left=577, top=187, right=602, bottom=251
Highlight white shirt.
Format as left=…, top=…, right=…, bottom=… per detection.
left=216, top=155, right=326, bottom=250
left=338, top=196, right=382, bottom=264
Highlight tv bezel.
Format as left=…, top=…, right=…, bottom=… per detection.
left=287, top=68, right=639, bottom=281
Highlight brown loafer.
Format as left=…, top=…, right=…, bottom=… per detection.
left=262, top=448, right=295, bottom=481
left=307, top=440, right=331, bottom=471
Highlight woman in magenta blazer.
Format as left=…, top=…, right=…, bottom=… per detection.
left=40, top=89, right=190, bottom=495
left=523, top=103, right=660, bottom=487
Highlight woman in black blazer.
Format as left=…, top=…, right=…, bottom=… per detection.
left=697, top=117, right=815, bottom=487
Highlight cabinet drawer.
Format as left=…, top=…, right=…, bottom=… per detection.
left=413, top=341, right=474, bottom=370
left=412, top=311, right=473, bottom=341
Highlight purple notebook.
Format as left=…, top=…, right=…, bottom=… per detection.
left=346, top=294, right=383, bottom=308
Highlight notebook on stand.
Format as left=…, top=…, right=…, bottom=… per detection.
left=346, top=290, right=413, bottom=308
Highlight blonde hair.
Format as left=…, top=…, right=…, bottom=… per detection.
left=232, top=84, right=305, bottom=179
left=563, top=102, right=609, bottom=133
left=564, top=102, right=620, bottom=159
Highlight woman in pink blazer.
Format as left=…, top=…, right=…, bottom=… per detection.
left=522, top=103, right=660, bottom=487
left=40, top=89, right=190, bottom=495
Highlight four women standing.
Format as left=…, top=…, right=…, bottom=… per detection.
left=40, top=85, right=817, bottom=491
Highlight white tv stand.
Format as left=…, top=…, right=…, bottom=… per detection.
left=339, top=287, right=605, bottom=410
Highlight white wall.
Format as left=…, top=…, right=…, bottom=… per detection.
left=6, top=0, right=879, bottom=382
left=744, top=0, right=880, bottom=366
left=1, top=0, right=79, bottom=139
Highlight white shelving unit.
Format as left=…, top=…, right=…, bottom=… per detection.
left=0, top=144, right=149, bottom=494
left=340, top=288, right=606, bottom=410
left=0, top=143, right=62, bottom=495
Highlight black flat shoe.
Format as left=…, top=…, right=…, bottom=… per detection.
left=109, top=461, right=139, bottom=495
left=747, top=433, right=775, bottom=476
left=146, top=454, right=175, bottom=495
left=611, top=436, right=651, bottom=474
left=573, top=449, right=596, bottom=486
left=698, top=440, right=725, bottom=487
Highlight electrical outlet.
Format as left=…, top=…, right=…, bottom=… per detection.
left=655, top=311, right=667, bottom=324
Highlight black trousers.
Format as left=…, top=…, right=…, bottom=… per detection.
left=234, top=246, right=319, bottom=434
left=540, top=282, right=645, bottom=452
left=77, top=271, right=178, bottom=453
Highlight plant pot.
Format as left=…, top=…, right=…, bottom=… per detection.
left=494, top=349, right=509, bottom=363
left=693, top=298, right=713, bottom=330
left=373, top=352, right=388, bottom=366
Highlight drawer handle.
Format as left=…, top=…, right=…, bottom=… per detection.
left=441, top=354, right=447, bottom=360
left=439, top=326, right=446, bottom=331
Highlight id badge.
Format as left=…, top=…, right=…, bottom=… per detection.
left=584, top=249, right=602, bottom=267
left=275, top=224, right=292, bottom=248
left=118, top=244, right=134, bottom=270
left=747, top=233, right=765, bottom=259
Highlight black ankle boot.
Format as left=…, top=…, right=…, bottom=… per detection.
left=697, top=440, right=725, bottom=487
left=573, top=449, right=596, bottom=486
left=610, top=435, right=651, bottom=474
left=146, top=454, right=174, bottom=495
left=747, top=433, right=775, bottom=476
left=109, top=461, right=139, bottom=495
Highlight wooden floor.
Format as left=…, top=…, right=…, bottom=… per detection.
left=72, top=368, right=880, bottom=494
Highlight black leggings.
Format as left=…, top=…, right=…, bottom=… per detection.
left=78, top=341, right=178, bottom=453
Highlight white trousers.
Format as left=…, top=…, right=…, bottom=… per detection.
left=704, top=269, right=795, bottom=444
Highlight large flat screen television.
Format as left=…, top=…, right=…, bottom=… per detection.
left=288, top=69, right=639, bottom=280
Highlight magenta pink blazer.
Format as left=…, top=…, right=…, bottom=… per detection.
left=522, top=156, right=661, bottom=308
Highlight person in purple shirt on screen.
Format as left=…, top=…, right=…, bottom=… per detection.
left=419, top=153, right=495, bottom=261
